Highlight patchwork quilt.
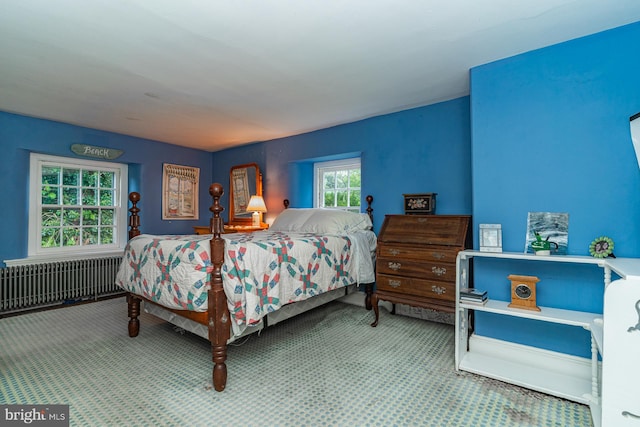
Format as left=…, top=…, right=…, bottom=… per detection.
left=115, top=230, right=376, bottom=335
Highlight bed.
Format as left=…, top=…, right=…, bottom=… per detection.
left=116, top=183, right=376, bottom=391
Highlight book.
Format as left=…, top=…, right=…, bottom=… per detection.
left=460, top=287, right=487, bottom=298
left=459, top=298, right=488, bottom=306
left=460, top=295, right=487, bottom=302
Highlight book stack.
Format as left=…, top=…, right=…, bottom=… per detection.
left=459, top=287, right=488, bottom=306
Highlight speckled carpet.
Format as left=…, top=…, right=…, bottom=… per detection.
left=0, top=297, right=592, bottom=426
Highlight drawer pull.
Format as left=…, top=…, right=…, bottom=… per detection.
left=432, top=252, right=445, bottom=260
left=388, top=262, right=402, bottom=271
left=418, top=217, right=428, bottom=223
left=432, top=266, right=447, bottom=276
left=389, top=248, right=401, bottom=256
left=431, top=285, right=446, bottom=295
left=388, top=280, right=401, bottom=288
left=622, top=411, right=640, bottom=419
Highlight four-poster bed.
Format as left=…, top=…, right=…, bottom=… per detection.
left=117, top=183, right=376, bottom=391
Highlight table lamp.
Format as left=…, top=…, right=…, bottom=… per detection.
left=247, top=195, right=267, bottom=226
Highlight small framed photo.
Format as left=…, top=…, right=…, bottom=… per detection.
left=403, top=193, right=437, bottom=215
left=479, top=224, right=502, bottom=252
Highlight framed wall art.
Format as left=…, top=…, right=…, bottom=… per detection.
left=162, top=163, right=199, bottom=220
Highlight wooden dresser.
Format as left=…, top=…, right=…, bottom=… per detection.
left=371, top=214, right=471, bottom=326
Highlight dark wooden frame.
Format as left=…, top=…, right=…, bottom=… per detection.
left=228, top=163, right=262, bottom=226
left=125, top=183, right=374, bottom=392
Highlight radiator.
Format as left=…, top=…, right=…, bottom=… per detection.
left=0, top=256, right=124, bottom=315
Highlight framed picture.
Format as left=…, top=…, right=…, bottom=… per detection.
left=403, top=193, right=437, bottom=215
left=162, top=163, right=200, bottom=220
left=524, top=212, right=569, bottom=255
left=479, top=224, right=502, bottom=252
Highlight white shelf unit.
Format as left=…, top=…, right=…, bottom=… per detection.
left=455, top=250, right=640, bottom=427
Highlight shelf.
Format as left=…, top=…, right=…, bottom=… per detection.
left=459, top=350, right=593, bottom=404
left=459, top=250, right=605, bottom=266
left=459, top=250, right=640, bottom=280
left=458, top=299, right=602, bottom=329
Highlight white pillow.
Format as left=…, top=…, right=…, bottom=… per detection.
left=270, top=208, right=371, bottom=234
left=303, top=209, right=372, bottom=234
left=269, top=209, right=316, bottom=232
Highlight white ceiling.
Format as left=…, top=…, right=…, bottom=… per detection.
left=2, top=1, right=640, bottom=152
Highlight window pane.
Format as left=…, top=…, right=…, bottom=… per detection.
left=323, top=191, right=335, bottom=207
left=323, top=173, right=335, bottom=190
left=62, top=187, right=79, bottom=205
left=101, top=209, right=114, bottom=225
left=336, top=171, right=348, bottom=188
left=350, top=190, right=361, bottom=207
left=42, top=186, right=59, bottom=205
left=62, top=168, right=79, bottom=186
left=100, top=190, right=113, bottom=206
left=82, top=170, right=98, bottom=187
left=42, top=208, right=61, bottom=226
left=349, top=170, right=361, bottom=187
left=83, top=227, right=99, bottom=245
left=100, top=172, right=115, bottom=188
left=62, top=227, right=80, bottom=246
left=82, top=208, right=99, bottom=225
left=62, top=208, right=81, bottom=226
left=336, top=190, right=348, bottom=207
left=42, top=166, right=60, bottom=185
left=82, top=189, right=96, bottom=205
left=101, top=227, right=114, bottom=244
left=41, top=227, right=60, bottom=248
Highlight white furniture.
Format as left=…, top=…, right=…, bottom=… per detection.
left=455, top=250, right=640, bottom=427
left=601, top=277, right=640, bottom=425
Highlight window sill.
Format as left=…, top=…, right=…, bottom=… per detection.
left=4, top=250, right=125, bottom=267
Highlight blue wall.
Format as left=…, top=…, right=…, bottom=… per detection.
left=4, top=20, right=638, bottom=360
left=212, top=98, right=473, bottom=233
left=470, top=22, right=640, bottom=357
left=0, top=112, right=213, bottom=265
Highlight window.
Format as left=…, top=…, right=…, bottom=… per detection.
left=314, top=158, right=361, bottom=212
left=28, top=153, right=128, bottom=259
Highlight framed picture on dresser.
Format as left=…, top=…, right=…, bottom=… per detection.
left=402, top=193, right=437, bottom=215
left=479, top=224, right=502, bottom=252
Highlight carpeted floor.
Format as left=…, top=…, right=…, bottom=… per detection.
left=0, top=297, right=593, bottom=426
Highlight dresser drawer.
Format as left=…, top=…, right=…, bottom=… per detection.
left=377, top=257, right=455, bottom=282
left=378, top=244, right=459, bottom=263
left=376, top=274, right=455, bottom=302
left=378, top=215, right=471, bottom=246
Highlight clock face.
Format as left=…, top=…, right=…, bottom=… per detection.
left=514, top=284, right=532, bottom=300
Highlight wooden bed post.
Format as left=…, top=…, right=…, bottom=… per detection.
left=127, top=191, right=142, bottom=337
left=128, top=191, right=141, bottom=240
left=208, top=183, right=231, bottom=392
left=364, top=194, right=374, bottom=311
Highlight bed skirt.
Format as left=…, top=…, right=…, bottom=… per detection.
left=144, top=284, right=358, bottom=343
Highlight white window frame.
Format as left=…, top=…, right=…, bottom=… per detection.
left=18, top=153, right=129, bottom=265
left=314, top=158, right=361, bottom=212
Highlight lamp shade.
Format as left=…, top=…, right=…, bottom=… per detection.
left=247, top=195, right=267, bottom=213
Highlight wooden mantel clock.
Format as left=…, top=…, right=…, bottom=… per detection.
left=507, top=274, right=541, bottom=311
